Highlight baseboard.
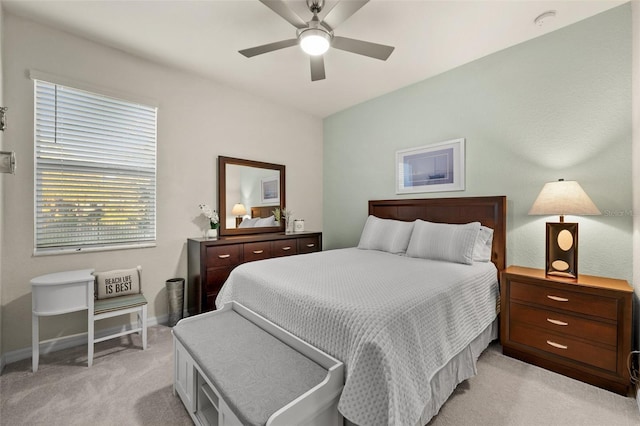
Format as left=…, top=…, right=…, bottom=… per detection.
left=0, top=313, right=169, bottom=371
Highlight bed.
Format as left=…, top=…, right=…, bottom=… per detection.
left=216, top=196, right=506, bottom=426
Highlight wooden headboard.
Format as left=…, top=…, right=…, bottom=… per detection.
left=251, top=206, right=278, bottom=218
left=369, top=196, right=507, bottom=272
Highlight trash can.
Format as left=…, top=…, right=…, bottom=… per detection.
left=166, top=278, right=185, bottom=327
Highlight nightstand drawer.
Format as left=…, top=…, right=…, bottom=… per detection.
left=510, top=280, right=617, bottom=320
left=510, top=302, right=617, bottom=346
left=510, top=322, right=617, bottom=372
left=244, top=242, right=272, bottom=262
left=206, top=245, right=242, bottom=267
left=272, top=239, right=298, bottom=257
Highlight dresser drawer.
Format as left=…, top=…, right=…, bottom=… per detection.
left=510, top=322, right=617, bottom=372
left=510, top=302, right=617, bottom=347
left=205, top=266, right=235, bottom=293
left=272, top=239, right=298, bottom=257
left=297, top=236, right=320, bottom=254
left=510, top=280, right=618, bottom=320
left=206, top=245, right=242, bottom=267
left=244, top=242, right=272, bottom=263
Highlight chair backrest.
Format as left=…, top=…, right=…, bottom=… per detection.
left=93, top=265, right=142, bottom=300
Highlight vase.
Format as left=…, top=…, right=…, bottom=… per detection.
left=206, top=228, right=218, bottom=239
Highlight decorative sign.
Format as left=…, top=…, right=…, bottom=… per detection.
left=94, top=267, right=141, bottom=299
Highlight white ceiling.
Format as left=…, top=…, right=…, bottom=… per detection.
left=3, top=0, right=625, bottom=118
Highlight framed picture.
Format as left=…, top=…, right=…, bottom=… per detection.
left=396, top=138, right=465, bottom=194
left=261, top=176, right=280, bottom=204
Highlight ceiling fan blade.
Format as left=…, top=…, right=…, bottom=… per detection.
left=332, top=36, right=394, bottom=60
left=239, top=39, right=298, bottom=58
left=321, top=0, right=369, bottom=31
left=310, top=55, right=326, bottom=81
left=260, top=0, right=307, bottom=29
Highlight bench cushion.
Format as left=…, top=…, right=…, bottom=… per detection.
left=94, top=293, right=147, bottom=315
left=173, top=309, right=328, bottom=426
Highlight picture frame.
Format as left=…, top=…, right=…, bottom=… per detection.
left=261, top=176, right=280, bottom=204
left=396, top=138, right=465, bottom=194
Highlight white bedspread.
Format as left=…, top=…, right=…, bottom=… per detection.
left=216, top=248, right=498, bottom=426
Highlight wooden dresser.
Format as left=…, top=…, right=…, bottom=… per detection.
left=187, top=232, right=322, bottom=314
left=500, top=266, right=633, bottom=395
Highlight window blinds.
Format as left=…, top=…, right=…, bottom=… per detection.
left=34, top=80, right=157, bottom=253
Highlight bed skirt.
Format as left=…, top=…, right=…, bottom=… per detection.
left=345, top=318, right=499, bottom=426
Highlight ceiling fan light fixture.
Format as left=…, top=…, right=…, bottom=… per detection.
left=299, top=28, right=331, bottom=56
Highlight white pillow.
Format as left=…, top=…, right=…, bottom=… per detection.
left=473, top=226, right=494, bottom=262
left=406, top=220, right=481, bottom=265
left=238, top=217, right=260, bottom=228
left=357, top=215, right=414, bottom=254
left=255, top=215, right=276, bottom=227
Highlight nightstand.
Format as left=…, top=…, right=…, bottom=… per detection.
left=500, top=266, right=633, bottom=395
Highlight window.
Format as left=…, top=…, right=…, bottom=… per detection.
left=34, top=79, right=157, bottom=254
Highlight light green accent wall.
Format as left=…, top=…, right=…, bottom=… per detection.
left=324, top=4, right=632, bottom=282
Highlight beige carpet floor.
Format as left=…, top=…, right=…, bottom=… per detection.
left=1, top=325, right=639, bottom=426
left=0, top=325, right=190, bottom=426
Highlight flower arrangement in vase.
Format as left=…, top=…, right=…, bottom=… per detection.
left=272, top=207, right=293, bottom=232
left=199, top=204, right=219, bottom=239
left=272, top=207, right=282, bottom=226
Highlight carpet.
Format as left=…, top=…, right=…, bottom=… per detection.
left=1, top=326, right=638, bottom=426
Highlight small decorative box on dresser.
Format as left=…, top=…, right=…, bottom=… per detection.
left=187, top=232, right=322, bottom=314
left=500, top=266, right=633, bottom=395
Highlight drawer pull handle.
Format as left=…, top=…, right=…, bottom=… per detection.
left=547, top=295, right=569, bottom=302
left=252, top=250, right=264, bottom=254
left=282, top=246, right=292, bottom=251
left=546, top=340, right=568, bottom=350
left=306, top=243, right=315, bottom=248
left=546, top=318, right=568, bottom=326
left=218, top=254, right=231, bottom=259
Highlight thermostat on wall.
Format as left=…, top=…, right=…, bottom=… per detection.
left=0, top=151, right=16, bottom=174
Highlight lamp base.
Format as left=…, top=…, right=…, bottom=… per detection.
left=545, top=222, right=578, bottom=279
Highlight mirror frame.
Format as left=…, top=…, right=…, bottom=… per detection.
left=218, top=156, right=286, bottom=236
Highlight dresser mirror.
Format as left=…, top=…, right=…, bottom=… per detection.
left=218, top=156, right=285, bottom=236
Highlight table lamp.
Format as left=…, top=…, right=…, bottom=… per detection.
left=231, top=203, right=247, bottom=227
left=528, top=179, right=601, bottom=279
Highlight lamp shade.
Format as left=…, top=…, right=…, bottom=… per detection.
left=231, top=203, right=247, bottom=216
left=528, top=179, right=601, bottom=217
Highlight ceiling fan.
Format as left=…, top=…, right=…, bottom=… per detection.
left=239, top=0, right=395, bottom=81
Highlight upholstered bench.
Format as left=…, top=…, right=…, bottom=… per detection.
left=172, top=301, right=344, bottom=426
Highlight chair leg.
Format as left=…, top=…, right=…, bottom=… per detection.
left=88, top=310, right=94, bottom=367
left=32, top=313, right=39, bottom=373
left=142, top=304, right=147, bottom=350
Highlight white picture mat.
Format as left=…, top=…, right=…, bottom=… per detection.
left=260, top=175, right=280, bottom=204
left=396, top=138, right=465, bottom=194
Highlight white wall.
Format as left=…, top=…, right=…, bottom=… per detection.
left=632, top=1, right=640, bottom=407
left=0, top=2, right=5, bottom=370
left=0, top=13, right=323, bottom=355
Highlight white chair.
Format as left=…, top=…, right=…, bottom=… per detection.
left=89, top=266, right=147, bottom=366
